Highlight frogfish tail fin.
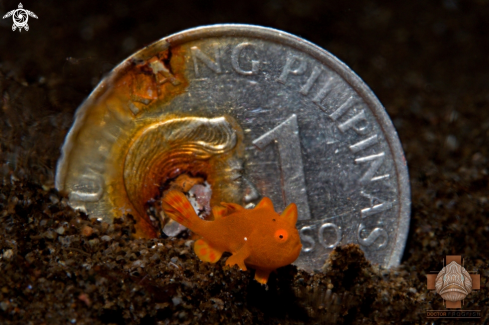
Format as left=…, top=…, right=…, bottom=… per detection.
left=161, top=190, right=201, bottom=230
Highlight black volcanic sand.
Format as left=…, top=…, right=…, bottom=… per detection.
left=1, top=0, right=489, bottom=324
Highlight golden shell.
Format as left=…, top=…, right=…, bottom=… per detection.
left=56, top=38, right=248, bottom=237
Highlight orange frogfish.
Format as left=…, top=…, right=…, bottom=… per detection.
left=161, top=190, right=302, bottom=284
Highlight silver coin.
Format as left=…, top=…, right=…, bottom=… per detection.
left=55, top=24, right=410, bottom=272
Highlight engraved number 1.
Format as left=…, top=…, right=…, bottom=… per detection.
left=253, top=114, right=311, bottom=220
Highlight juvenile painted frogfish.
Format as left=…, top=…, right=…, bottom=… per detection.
left=161, top=190, right=302, bottom=284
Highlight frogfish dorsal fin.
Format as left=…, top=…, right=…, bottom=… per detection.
left=281, top=202, right=298, bottom=226
left=255, top=197, right=274, bottom=210
left=220, top=202, right=245, bottom=214
left=194, top=238, right=223, bottom=263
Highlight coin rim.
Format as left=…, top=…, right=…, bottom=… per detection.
left=56, top=24, right=411, bottom=268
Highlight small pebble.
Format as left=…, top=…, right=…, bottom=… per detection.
left=0, top=301, right=9, bottom=311
left=88, top=238, right=100, bottom=247
left=58, top=236, right=72, bottom=246
left=132, top=260, right=144, bottom=268
left=210, top=297, right=224, bottom=308
left=81, top=226, right=93, bottom=237
left=24, top=252, right=36, bottom=264
left=2, top=249, right=14, bottom=260
left=49, top=194, right=59, bottom=204
left=44, top=229, right=57, bottom=240
left=78, top=293, right=91, bottom=307
left=178, top=311, right=187, bottom=320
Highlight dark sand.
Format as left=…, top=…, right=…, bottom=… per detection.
left=1, top=0, right=488, bottom=324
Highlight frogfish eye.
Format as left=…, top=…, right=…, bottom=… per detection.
left=274, top=229, right=289, bottom=243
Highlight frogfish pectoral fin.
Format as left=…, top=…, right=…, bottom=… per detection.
left=225, top=255, right=247, bottom=271
left=254, top=268, right=272, bottom=285
left=193, top=238, right=223, bottom=264
left=225, top=245, right=250, bottom=271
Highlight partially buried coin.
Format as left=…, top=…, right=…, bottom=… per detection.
left=55, top=24, right=410, bottom=272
